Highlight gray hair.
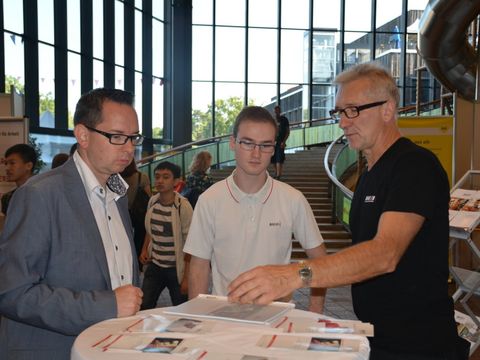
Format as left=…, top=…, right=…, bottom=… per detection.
left=334, top=62, right=400, bottom=109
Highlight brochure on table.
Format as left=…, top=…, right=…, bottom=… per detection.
left=91, top=311, right=372, bottom=358
left=257, top=334, right=361, bottom=352
left=455, top=310, right=480, bottom=351
left=164, top=294, right=295, bottom=325
left=449, top=188, right=480, bottom=234
left=272, top=316, right=373, bottom=336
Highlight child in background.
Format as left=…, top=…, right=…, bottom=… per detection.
left=139, top=161, right=193, bottom=308
left=1, top=144, right=38, bottom=216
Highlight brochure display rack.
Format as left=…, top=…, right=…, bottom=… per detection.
left=449, top=170, right=480, bottom=354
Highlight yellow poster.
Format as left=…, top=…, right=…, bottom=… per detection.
left=398, top=116, right=453, bottom=186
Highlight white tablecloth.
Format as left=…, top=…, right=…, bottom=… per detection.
left=71, top=307, right=370, bottom=360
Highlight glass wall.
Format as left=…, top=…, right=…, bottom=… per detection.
left=192, top=0, right=434, bottom=141
left=1, top=0, right=166, bottom=170
left=1, top=0, right=438, bottom=167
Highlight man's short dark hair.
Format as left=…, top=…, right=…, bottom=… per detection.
left=69, top=143, right=78, bottom=156
left=232, top=106, right=278, bottom=138
left=154, top=161, right=181, bottom=179
left=5, top=143, right=37, bottom=172
left=73, top=88, right=134, bottom=128
left=51, top=153, right=69, bottom=169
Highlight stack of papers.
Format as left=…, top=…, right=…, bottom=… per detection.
left=449, top=188, right=480, bottom=232
left=164, top=294, right=295, bottom=325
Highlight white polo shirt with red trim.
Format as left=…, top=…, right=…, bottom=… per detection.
left=183, top=171, right=323, bottom=295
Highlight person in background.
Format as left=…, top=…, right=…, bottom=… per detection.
left=121, top=159, right=152, bottom=261
left=139, top=161, right=193, bottom=308
left=271, top=105, right=290, bottom=180
left=69, top=142, right=78, bottom=156
left=228, top=63, right=469, bottom=360
left=182, top=150, right=213, bottom=208
left=51, top=152, right=69, bottom=169
left=1, top=143, right=37, bottom=215
left=0, top=88, right=143, bottom=359
left=184, top=106, right=327, bottom=313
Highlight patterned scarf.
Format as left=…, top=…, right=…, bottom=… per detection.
left=106, top=173, right=127, bottom=197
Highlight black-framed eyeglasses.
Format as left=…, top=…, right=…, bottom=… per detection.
left=85, top=125, right=144, bottom=146
left=235, top=139, right=276, bottom=153
left=329, top=100, right=387, bottom=121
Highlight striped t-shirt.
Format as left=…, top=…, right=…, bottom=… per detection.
left=150, top=201, right=176, bottom=268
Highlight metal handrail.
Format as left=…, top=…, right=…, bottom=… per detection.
left=137, top=134, right=231, bottom=165
left=324, top=134, right=354, bottom=199
left=138, top=116, right=341, bottom=178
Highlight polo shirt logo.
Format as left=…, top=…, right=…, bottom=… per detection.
left=364, top=195, right=376, bottom=203
left=269, top=222, right=281, bottom=227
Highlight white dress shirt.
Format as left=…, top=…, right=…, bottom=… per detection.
left=73, top=152, right=133, bottom=290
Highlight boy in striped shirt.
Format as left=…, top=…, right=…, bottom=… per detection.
left=139, top=161, right=193, bottom=308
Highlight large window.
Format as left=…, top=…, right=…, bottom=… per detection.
left=192, top=0, right=433, bottom=141
left=1, top=0, right=437, bottom=166
left=1, top=0, right=166, bottom=169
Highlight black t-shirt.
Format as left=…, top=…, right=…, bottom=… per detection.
left=350, top=137, right=458, bottom=355
left=276, top=115, right=289, bottom=142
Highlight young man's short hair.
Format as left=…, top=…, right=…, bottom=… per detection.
left=232, top=106, right=278, bottom=138
left=5, top=143, right=37, bottom=173
left=154, top=161, right=181, bottom=179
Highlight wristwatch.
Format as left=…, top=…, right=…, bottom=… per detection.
left=298, top=261, right=313, bottom=287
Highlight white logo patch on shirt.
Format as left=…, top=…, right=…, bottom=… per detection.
left=364, top=195, right=376, bottom=203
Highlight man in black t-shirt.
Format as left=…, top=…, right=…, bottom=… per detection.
left=228, top=63, right=468, bottom=359
left=271, top=105, right=289, bottom=179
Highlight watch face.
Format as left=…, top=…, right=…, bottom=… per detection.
left=299, top=264, right=312, bottom=285
left=300, top=267, right=312, bottom=278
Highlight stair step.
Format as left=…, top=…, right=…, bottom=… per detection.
left=282, top=181, right=330, bottom=186
left=313, top=209, right=334, bottom=216
left=318, top=225, right=347, bottom=232
left=319, top=231, right=352, bottom=239
left=293, top=239, right=352, bottom=249
left=308, top=203, right=332, bottom=210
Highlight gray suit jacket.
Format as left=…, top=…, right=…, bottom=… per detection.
left=0, top=158, right=140, bottom=360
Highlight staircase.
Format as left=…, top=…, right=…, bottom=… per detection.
left=209, top=145, right=352, bottom=259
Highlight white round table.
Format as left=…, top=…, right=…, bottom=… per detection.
left=71, top=307, right=370, bottom=360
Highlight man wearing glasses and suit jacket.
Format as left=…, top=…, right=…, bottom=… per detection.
left=0, top=88, right=143, bottom=359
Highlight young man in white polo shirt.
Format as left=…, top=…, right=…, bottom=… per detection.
left=184, top=106, right=327, bottom=313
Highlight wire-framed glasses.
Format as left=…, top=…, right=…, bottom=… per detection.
left=235, top=139, right=276, bottom=153
left=85, top=125, right=144, bottom=146
left=329, top=100, right=387, bottom=121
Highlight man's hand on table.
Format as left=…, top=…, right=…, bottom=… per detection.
left=115, top=284, right=143, bottom=317
left=228, top=264, right=300, bottom=304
